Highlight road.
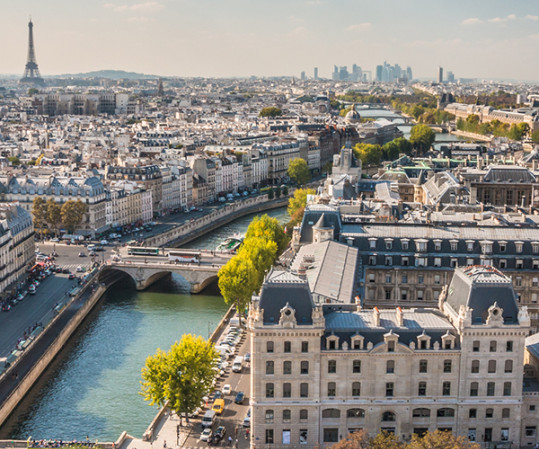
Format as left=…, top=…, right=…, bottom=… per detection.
left=0, top=243, right=113, bottom=359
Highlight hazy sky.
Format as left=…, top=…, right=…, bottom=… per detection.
left=2, top=0, right=538, bottom=81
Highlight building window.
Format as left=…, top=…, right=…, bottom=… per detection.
left=283, top=383, right=291, bottom=398
left=501, top=429, right=509, bottom=442
left=516, top=277, right=522, bottom=286
left=402, top=240, right=409, bottom=250
left=266, top=361, right=274, bottom=375
left=299, top=430, right=308, bottom=445
left=534, top=277, right=539, bottom=287
left=322, top=408, right=341, bottom=418
left=484, top=428, right=492, bottom=442
left=386, top=382, right=394, bottom=397
left=485, top=408, right=493, bottom=418
left=516, top=259, right=524, bottom=269
left=417, top=290, right=424, bottom=301
left=488, top=360, right=496, bottom=373
left=328, top=339, right=336, bottom=350
left=267, top=341, right=274, bottom=353
left=382, top=411, right=396, bottom=422
left=490, top=341, right=497, bottom=352
left=369, top=239, right=377, bottom=249
left=385, top=239, right=393, bottom=250
left=434, top=275, right=441, bottom=285
left=500, top=259, right=507, bottom=269
left=352, top=382, right=361, bottom=397
left=284, top=341, right=291, bottom=353
left=401, top=290, right=408, bottom=301
left=348, top=408, right=365, bottom=418
left=283, top=409, right=291, bottom=423
left=323, top=429, right=339, bottom=443
left=388, top=341, right=395, bottom=352
left=401, top=274, right=408, bottom=284
left=443, top=360, right=452, bottom=373
left=418, top=274, right=424, bottom=284
left=418, top=381, right=427, bottom=396
left=266, top=383, right=274, bottom=398
left=385, top=256, right=392, bottom=266
left=503, top=382, right=512, bottom=396
left=353, top=360, right=361, bottom=373
left=402, top=256, right=409, bottom=266
left=283, top=361, right=292, bottom=375
left=434, top=257, right=442, bottom=267
left=468, top=429, right=476, bottom=442
left=450, top=258, right=457, bottom=268
left=385, top=289, right=392, bottom=300
left=434, top=240, right=442, bottom=251
left=386, top=360, right=395, bottom=374
left=416, top=257, right=427, bottom=267
left=472, top=341, right=480, bottom=352
left=265, top=429, right=274, bottom=444
left=300, top=361, right=309, bottom=375
left=328, top=360, right=336, bottom=374
left=385, top=274, right=392, bottom=283
left=442, top=382, right=451, bottom=396
left=412, top=408, right=430, bottom=417
left=299, top=409, right=308, bottom=422
left=327, top=382, right=336, bottom=397
left=466, top=241, right=474, bottom=252
left=436, top=408, right=455, bottom=418
left=369, top=256, right=376, bottom=265
left=419, top=360, right=428, bottom=373
left=525, top=427, right=537, bottom=437
left=487, top=382, right=495, bottom=396
left=469, top=409, right=477, bottom=418
left=265, top=410, right=274, bottom=424
left=450, top=241, right=458, bottom=251
left=470, top=382, right=478, bottom=396
left=466, top=258, right=474, bottom=266
left=300, top=383, right=308, bottom=398
left=505, top=360, right=513, bottom=373
left=516, top=242, right=524, bottom=253
left=502, top=408, right=510, bottom=419
left=368, top=274, right=375, bottom=283
left=506, top=341, right=513, bottom=352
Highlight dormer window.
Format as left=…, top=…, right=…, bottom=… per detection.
left=369, top=238, right=377, bottom=250
left=533, top=242, right=539, bottom=254
left=351, top=335, right=364, bottom=350
left=450, top=240, right=458, bottom=252
left=401, top=239, right=409, bottom=250
left=417, top=333, right=431, bottom=350
left=415, top=239, right=428, bottom=252
left=385, top=239, right=393, bottom=250
left=466, top=240, right=474, bottom=252
left=384, top=331, right=399, bottom=352
left=499, top=241, right=507, bottom=253
left=515, top=242, right=524, bottom=254
left=434, top=240, right=442, bottom=251
left=480, top=241, right=493, bottom=255
left=441, top=333, right=456, bottom=350
left=327, top=335, right=339, bottom=350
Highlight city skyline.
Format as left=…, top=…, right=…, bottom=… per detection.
left=1, top=0, right=539, bottom=81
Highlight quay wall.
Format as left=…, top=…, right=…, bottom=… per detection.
left=146, top=195, right=290, bottom=248
left=0, top=281, right=107, bottom=432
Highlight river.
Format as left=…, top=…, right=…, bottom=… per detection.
left=5, top=207, right=289, bottom=442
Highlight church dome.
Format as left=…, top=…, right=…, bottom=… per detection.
left=345, top=104, right=361, bottom=123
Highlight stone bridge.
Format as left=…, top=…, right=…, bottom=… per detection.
left=100, top=261, right=223, bottom=293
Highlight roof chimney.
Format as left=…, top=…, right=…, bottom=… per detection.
left=396, top=306, right=404, bottom=327
left=373, top=306, right=380, bottom=327
left=355, top=295, right=361, bottom=312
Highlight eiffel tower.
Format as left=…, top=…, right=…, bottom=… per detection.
left=20, top=18, right=45, bottom=86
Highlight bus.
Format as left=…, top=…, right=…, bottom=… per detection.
left=168, top=250, right=201, bottom=263
left=127, top=246, right=160, bottom=256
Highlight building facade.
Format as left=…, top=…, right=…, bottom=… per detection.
left=248, top=266, right=535, bottom=449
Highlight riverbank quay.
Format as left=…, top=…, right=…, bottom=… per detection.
left=145, top=194, right=290, bottom=248
left=0, top=271, right=107, bottom=431
left=450, top=129, right=493, bottom=142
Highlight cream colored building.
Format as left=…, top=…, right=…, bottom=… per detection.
left=249, top=266, right=537, bottom=449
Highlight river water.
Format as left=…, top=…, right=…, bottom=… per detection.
left=6, top=207, right=289, bottom=442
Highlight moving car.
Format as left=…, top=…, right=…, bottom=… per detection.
left=68, top=274, right=75, bottom=280
left=244, top=353, right=251, bottom=363
left=222, top=384, right=231, bottom=395
left=243, top=408, right=251, bottom=427
left=200, top=428, right=212, bottom=442
left=212, top=398, right=225, bottom=415
left=78, top=252, right=86, bottom=257
left=211, top=426, right=226, bottom=444
left=234, top=392, right=245, bottom=404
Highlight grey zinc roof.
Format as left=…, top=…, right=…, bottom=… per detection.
left=526, top=333, right=539, bottom=360
left=341, top=223, right=539, bottom=241
left=483, top=165, right=535, bottom=183
left=325, top=309, right=453, bottom=331
left=445, top=266, right=519, bottom=324
left=290, top=241, right=358, bottom=303
left=258, top=270, right=315, bottom=325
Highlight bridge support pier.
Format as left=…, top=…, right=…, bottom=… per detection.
left=135, top=271, right=170, bottom=291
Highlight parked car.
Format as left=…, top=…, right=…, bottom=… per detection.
left=243, top=408, right=251, bottom=427
left=222, top=384, right=231, bottom=395
left=28, top=285, right=36, bottom=295
left=78, top=252, right=87, bottom=257
left=244, top=353, right=251, bottom=363
left=68, top=274, right=75, bottom=280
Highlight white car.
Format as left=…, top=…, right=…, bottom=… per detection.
left=76, top=266, right=83, bottom=272
left=222, top=384, right=231, bottom=395
left=200, top=428, right=212, bottom=442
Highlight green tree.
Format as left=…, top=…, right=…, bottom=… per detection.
left=532, top=129, right=539, bottom=143
left=267, top=188, right=274, bottom=200
left=288, top=158, right=311, bottom=185
left=245, top=214, right=288, bottom=254
left=238, top=237, right=278, bottom=286
left=281, top=185, right=289, bottom=196
left=7, top=156, right=20, bottom=166
left=46, top=199, right=62, bottom=236
left=61, top=200, right=87, bottom=233
left=259, top=107, right=282, bottom=118
left=410, top=124, right=435, bottom=155
left=140, top=334, right=218, bottom=417
left=275, top=185, right=281, bottom=198
left=322, top=160, right=333, bottom=175
left=287, top=188, right=315, bottom=220
left=369, top=432, right=404, bottom=449
left=218, top=256, right=258, bottom=317
left=393, top=137, right=412, bottom=155
left=408, top=430, right=480, bottom=449
left=32, top=197, right=47, bottom=234
left=27, top=88, right=39, bottom=96
left=353, top=143, right=383, bottom=166
left=382, top=141, right=399, bottom=160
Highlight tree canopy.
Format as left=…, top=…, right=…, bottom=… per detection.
left=218, top=255, right=258, bottom=314
left=259, top=107, right=282, bottom=118
left=410, top=124, right=435, bottom=154
left=328, top=430, right=479, bottom=449
left=61, top=200, right=87, bottom=233
left=32, top=197, right=47, bottom=232
left=353, top=143, right=383, bottom=166
left=245, top=214, right=288, bottom=254
left=140, top=334, right=218, bottom=417
left=288, top=157, right=311, bottom=185
left=46, top=199, right=62, bottom=235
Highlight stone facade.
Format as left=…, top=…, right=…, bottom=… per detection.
left=249, top=266, right=534, bottom=449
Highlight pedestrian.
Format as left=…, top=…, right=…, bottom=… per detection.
left=163, top=440, right=166, bottom=448
left=245, top=429, right=249, bottom=439
left=235, top=439, right=238, bottom=449
left=228, top=436, right=232, bottom=446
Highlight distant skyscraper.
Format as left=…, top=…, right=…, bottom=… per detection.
left=314, top=67, right=318, bottom=81
left=375, top=65, right=383, bottom=82
left=406, top=67, right=413, bottom=81
left=447, top=71, right=455, bottom=83
left=438, top=66, right=444, bottom=84
left=20, top=19, right=44, bottom=86
left=300, top=71, right=306, bottom=81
